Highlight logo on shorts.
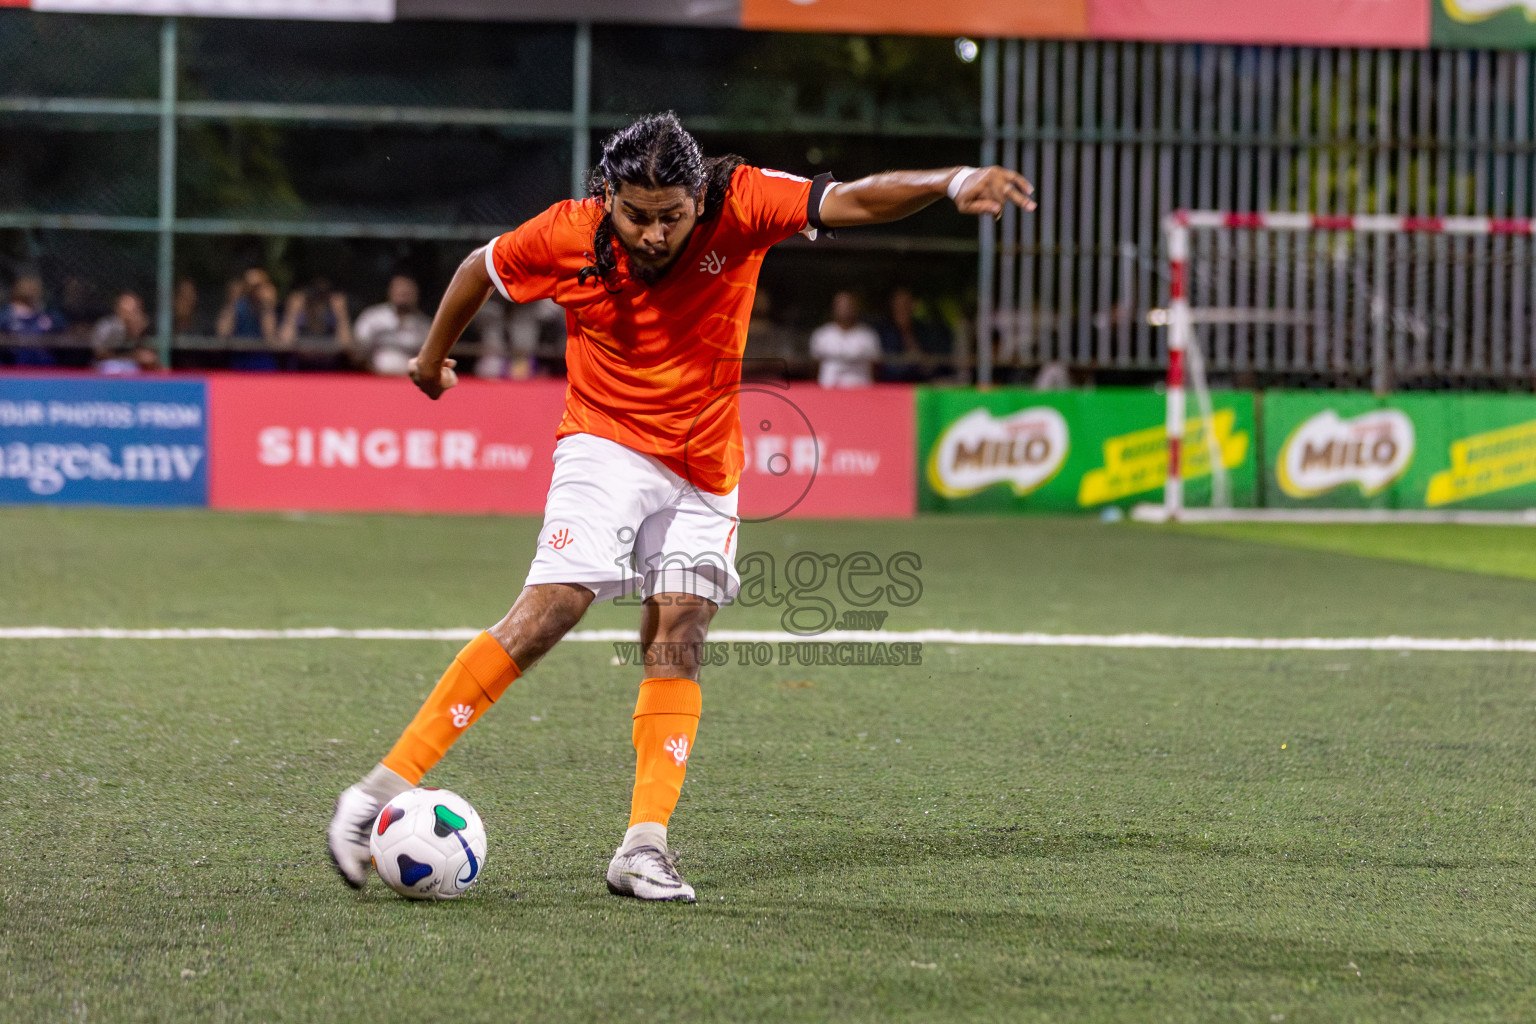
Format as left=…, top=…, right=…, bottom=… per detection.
left=664, top=733, right=690, bottom=766
left=449, top=703, right=474, bottom=728
left=699, top=251, right=726, bottom=275
left=548, top=528, right=573, bottom=550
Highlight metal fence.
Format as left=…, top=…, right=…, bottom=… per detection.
left=0, top=13, right=981, bottom=367
left=979, top=40, right=1536, bottom=388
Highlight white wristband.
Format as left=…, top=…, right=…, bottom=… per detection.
left=946, top=166, right=981, bottom=201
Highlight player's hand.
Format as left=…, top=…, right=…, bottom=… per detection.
left=953, top=166, right=1037, bottom=217
left=408, top=356, right=458, bottom=400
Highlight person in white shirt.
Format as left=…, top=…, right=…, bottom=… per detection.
left=809, top=290, right=881, bottom=388
left=353, top=274, right=431, bottom=376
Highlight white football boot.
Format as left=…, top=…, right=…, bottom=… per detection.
left=606, top=824, right=696, bottom=902
left=327, top=764, right=411, bottom=889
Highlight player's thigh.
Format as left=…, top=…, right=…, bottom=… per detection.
left=526, top=435, right=671, bottom=602
left=634, top=485, right=741, bottom=606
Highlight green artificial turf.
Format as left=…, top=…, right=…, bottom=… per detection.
left=2, top=509, right=1535, bottom=1022
left=1174, top=521, right=1536, bottom=584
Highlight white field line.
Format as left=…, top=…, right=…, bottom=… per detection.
left=2, top=626, right=1536, bottom=653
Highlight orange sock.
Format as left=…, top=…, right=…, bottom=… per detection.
left=382, top=631, right=520, bottom=784
left=627, top=677, right=702, bottom=827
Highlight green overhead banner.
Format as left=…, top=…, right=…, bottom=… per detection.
left=916, top=388, right=1256, bottom=513
left=1431, top=0, right=1536, bottom=48
left=1264, top=391, right=1536, bottom=510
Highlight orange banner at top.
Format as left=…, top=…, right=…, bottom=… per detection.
left=1090, top=0, right=1429, bottom=46
left=741, top=0, right=1089, bottom=38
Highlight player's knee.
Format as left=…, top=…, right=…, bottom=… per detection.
left=490, top=583, right=592, bottom=665
left=651, top=600, right=715, bottom=647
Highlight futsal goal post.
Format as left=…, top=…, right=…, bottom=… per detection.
left=1146, top=209, right=1536, bottom=524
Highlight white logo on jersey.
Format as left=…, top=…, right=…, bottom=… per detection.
left=760, top=168, right=810, bottom=183
left=699, top=251, right=726, bottom=275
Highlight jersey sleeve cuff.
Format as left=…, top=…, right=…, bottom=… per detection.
left=804, top=172, right=838, bottom=241
left=484, top=239, right=513, bottom=302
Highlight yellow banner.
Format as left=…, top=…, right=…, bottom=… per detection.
left=1425, top=418, right=1536, bottom=506
left=1077, top=410, right=1249, bottom=506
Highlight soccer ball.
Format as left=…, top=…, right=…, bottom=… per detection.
left=369, top=787, right=487, bottom=900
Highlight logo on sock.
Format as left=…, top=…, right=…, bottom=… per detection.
left=664, top=733, right=690, bottom=766
left=449, top=703, right=474, bottom=728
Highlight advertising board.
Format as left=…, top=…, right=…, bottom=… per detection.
left=0, top=376, right=208, bottom=506
left=917, top=388, right=1256, bottom=513
left=1265, top=391, right=1536, bottom=510
left=206, top=375, right=913, bottom=519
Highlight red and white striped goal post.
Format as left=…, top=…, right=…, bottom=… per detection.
left=1159, top=210, right=1536, bottom=520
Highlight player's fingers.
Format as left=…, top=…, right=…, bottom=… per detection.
left=1004, top=168, right=1034, bottom=194
left=1005, top=183, right=1037, bottom=211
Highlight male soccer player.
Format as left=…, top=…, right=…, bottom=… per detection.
left=328, top=112, right=1034, bottom=902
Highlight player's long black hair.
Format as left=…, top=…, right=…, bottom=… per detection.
left=581, top=111, right=744, bottom=289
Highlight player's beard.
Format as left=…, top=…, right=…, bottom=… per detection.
left=621, top=236, right=684, bottom=285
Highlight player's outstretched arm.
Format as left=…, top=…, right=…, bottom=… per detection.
left=817, top=166, right=1036, bottom=228
left=408, top=244, right=496, bottom=400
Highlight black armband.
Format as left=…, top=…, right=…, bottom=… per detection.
left=807, top=172, right=838, bottom=238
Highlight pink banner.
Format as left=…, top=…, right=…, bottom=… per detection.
left=207, top=375, right=913, bottom=519
left=208, top=375, right=565, bottom=514
left=735, top=383, right=914, bottom=520
left=1089, top=0, right=1430, bottom=46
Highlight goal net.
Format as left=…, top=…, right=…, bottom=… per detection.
left=1144, top=209, right=1536, bottom=524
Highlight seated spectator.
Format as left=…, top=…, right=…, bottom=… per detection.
left=470, top=295, right=510, bottom=379
left=173, top=277, right=202, bottom=335
left=58, top=274, right=103, bottom=348
left=0, top=273, right=65, bottom=366
left=217, top=267, right=281, bottom=371
left=875, top=287, right=952, bottom=383
left=744, top=289, right=807, bottom=379
left=280, top=277, right=352, bottom=371
left=809, top=290, right=881, bottom=389
left=354, top=274, right=431, bottom=376
left=91, top=290, right=161, bottom=374
left=511, top=298, right=564, bottom=378
left=470, top=296, right=561, bottom=380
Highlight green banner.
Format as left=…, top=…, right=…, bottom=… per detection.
left=916, top=388, right=1256, bottom=513
left=1431, top=0, right=1536, bottom=48
left=1264, top=390, right=1536, bottom=510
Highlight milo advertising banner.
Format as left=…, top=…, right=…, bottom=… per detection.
left=917, top=388, right=1256, bottom=513
left=1431, top=0, right=1536, bottom=48
left=1265, top=391, right=1536, bottom=509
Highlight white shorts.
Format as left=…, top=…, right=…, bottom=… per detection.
left=524, top=433, right=741, bottom=605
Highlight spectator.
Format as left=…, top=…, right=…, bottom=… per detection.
left=875, top=286, right=951, bottom=383
left=471, top=296, right=561, bottom=380
left=0, top=273, right=65, bottom=366
left=809, top=290, right=881, bottom=389
left=353, top=273, right=431, bottom=376
left=217, top=267, right=281, bottom=371
left=173, top=277, right=202, bottom=336
left=510, top=298, right=564, bottom=378
left=280, top=277, right=352, bottom=370
left=469, top=295, right=510, bottom=379
left=91, top=290, right=161, bottom=374
left=58, top=275, right=105, bottom=341
left=744, top=289, right=805, bottom=378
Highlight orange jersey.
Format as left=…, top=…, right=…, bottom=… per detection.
left=485, top=165, right=815, bottom=494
